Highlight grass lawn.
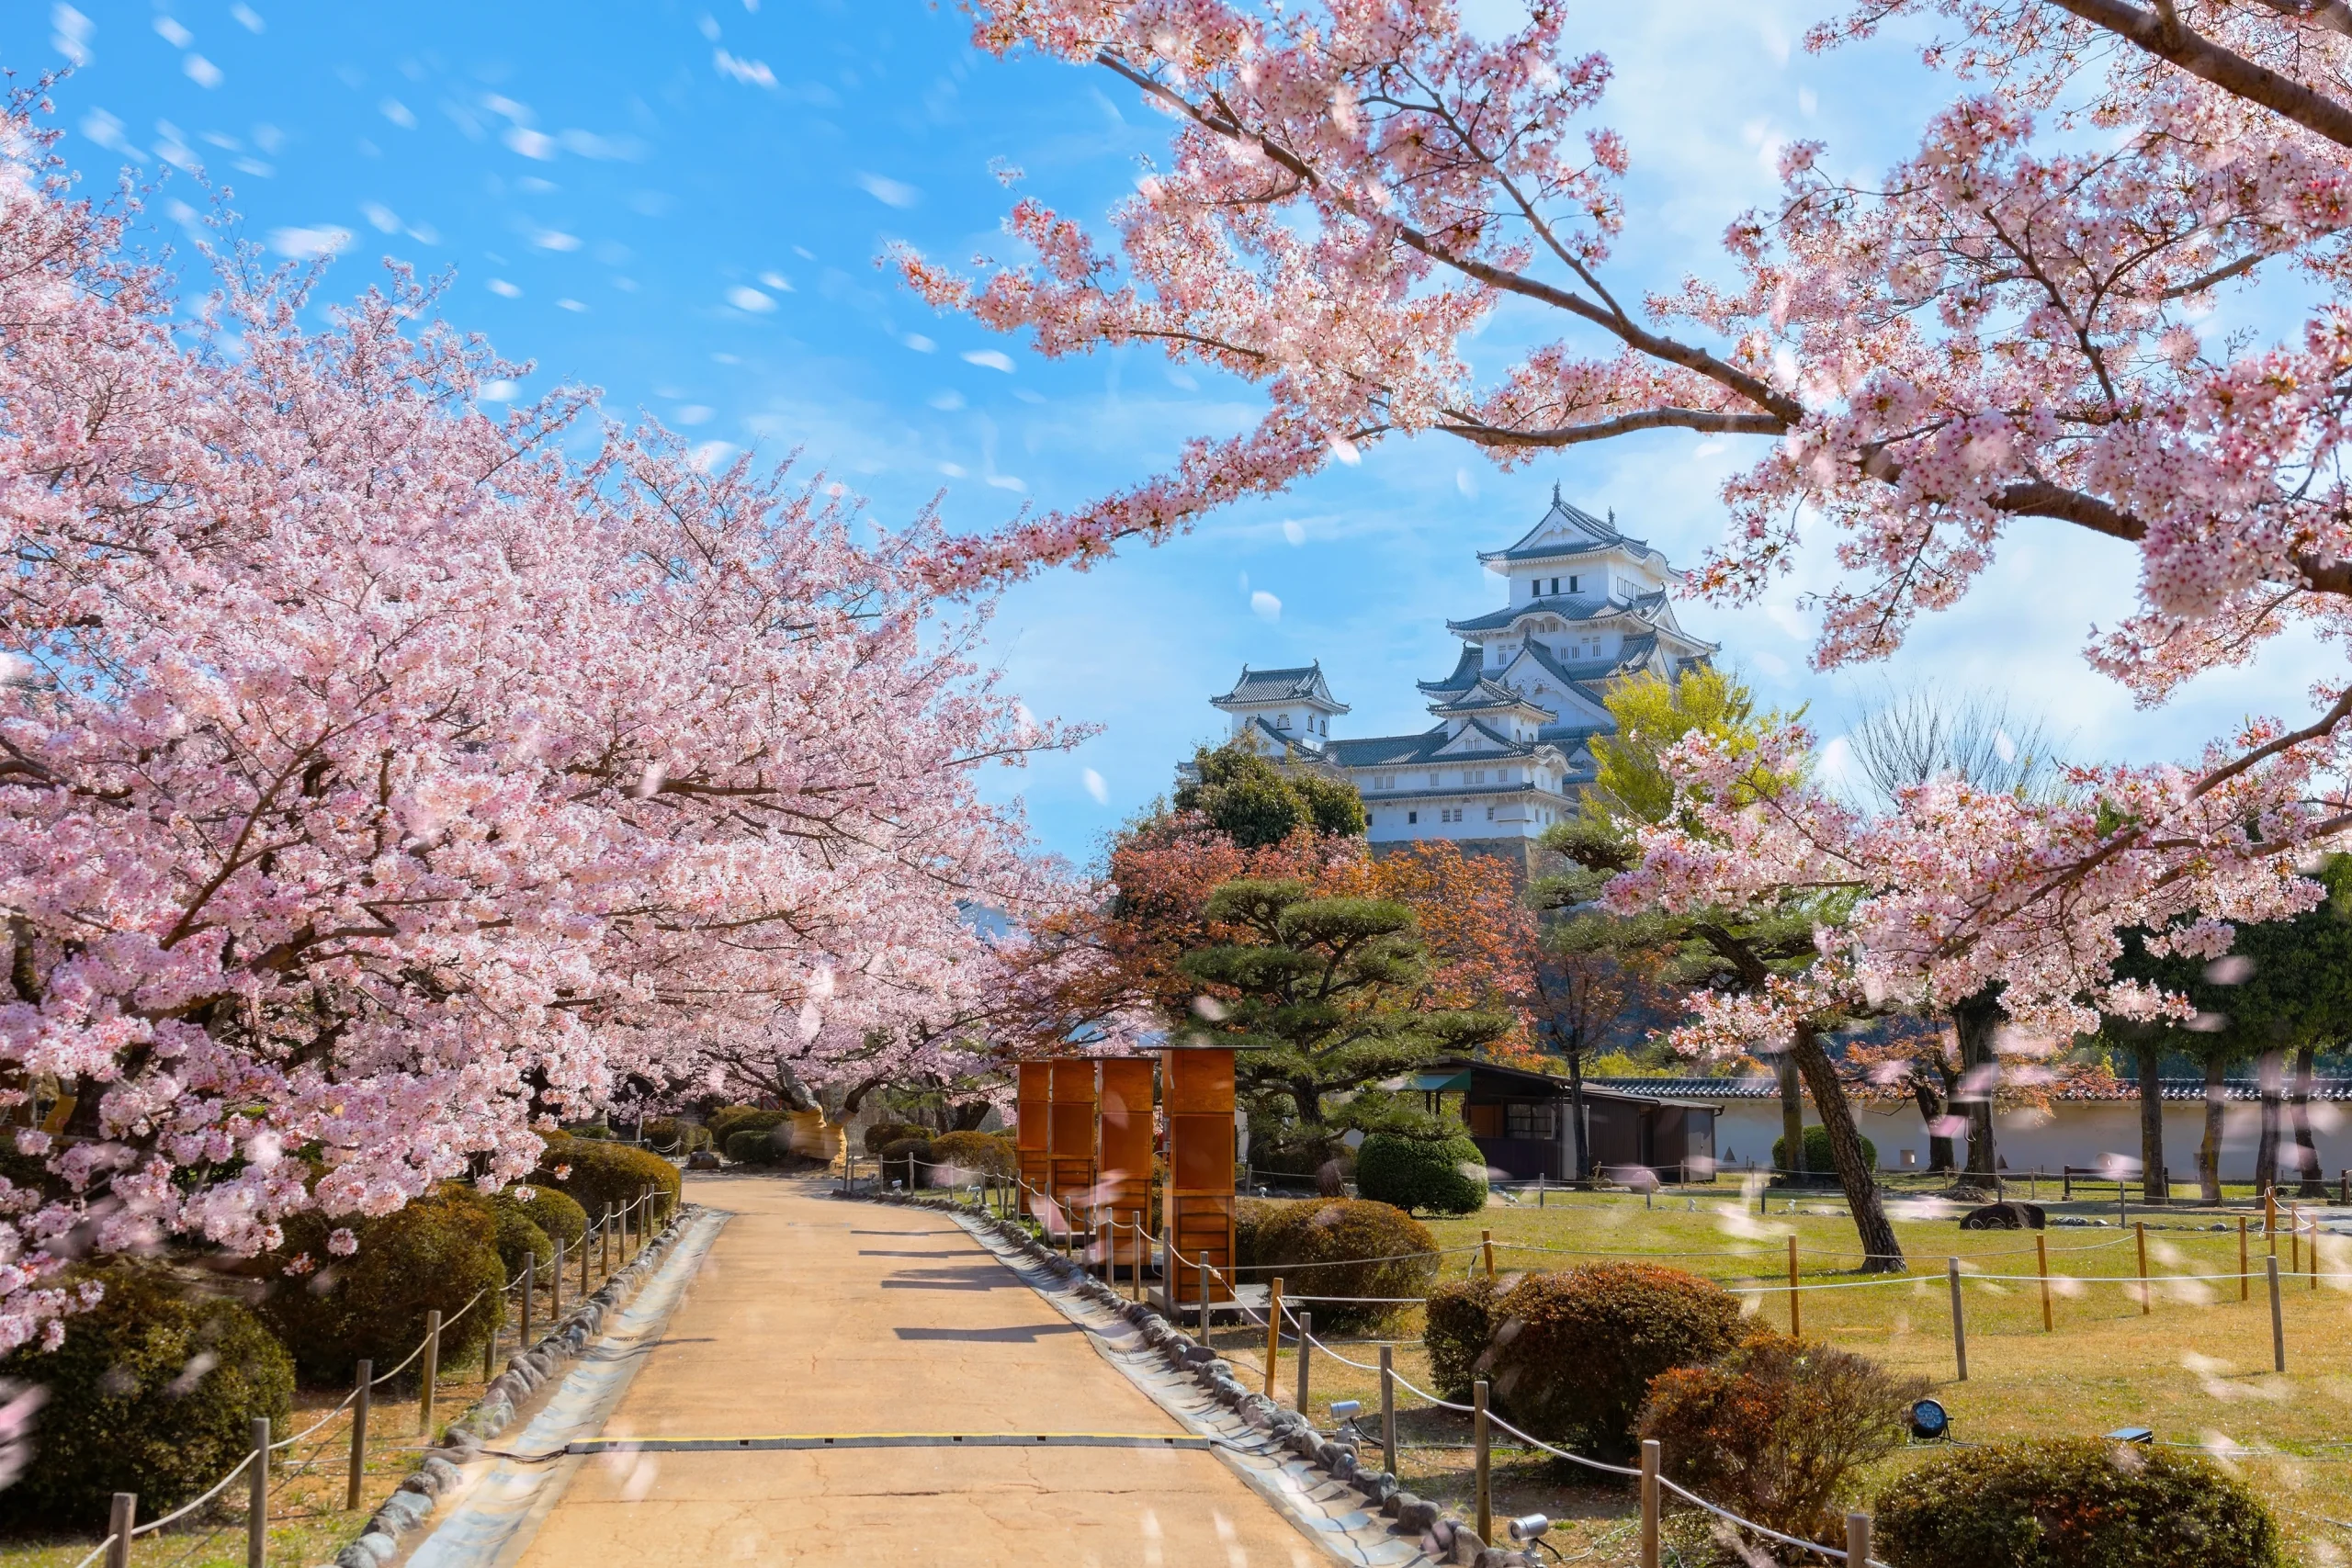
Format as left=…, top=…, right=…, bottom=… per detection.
left=1194, top=1185, right=2352, bottom=1563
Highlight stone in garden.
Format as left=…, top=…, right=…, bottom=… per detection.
left=1958, top=1201, right=2046, bottom=1230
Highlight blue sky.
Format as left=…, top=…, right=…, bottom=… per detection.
left=28, top=0, right=2333, bottom=869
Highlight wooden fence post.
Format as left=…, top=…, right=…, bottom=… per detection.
left=1295, top=1311, right=1313, bottom=1417
left=1263, top=1279, right=1284, bottom=1398
left=1379, top=1346, right=1396, bottom=1479
left=106, top=1495, right=135, bottom=1568
left=1482, top=1228, right=1496, bottom=1280
left=346, top=1361, right=371, bottom=1511
left=1847, top=1512, right=1872, bottom=1568
left=2268, top=1255, right=2286, bottom=1373
left=2136, top=1221, right=2150, bottom=1315
left=2037, top=1232, right=2052, bottom=1332
left=1196, top=1252, right=1211, bottom=1347
left=1639, top=1438, right=1661, bottom=1568
left=1788, top=1235, right=1801, bottom=1337
left=1947, top=1258, right=1968, bottom=1382
left=1473, top=1378, right=1491, bottom=1547
left=419, top=1310, right=441, bottom=1436
left=248, top=1417, right=269, bottom=1568
left=2240, top=1216, right=2251, bottom=1303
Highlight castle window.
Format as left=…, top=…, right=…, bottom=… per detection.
left=1278, top=713, right=1290, bottom=728
left=1549, top=577, right=1559, bottom=595
left=1408, top=810, right=1418, bottom=824
left=1568, top=575, right=1580, bottom=592
left=1486, top=806, right=1497, bottom=821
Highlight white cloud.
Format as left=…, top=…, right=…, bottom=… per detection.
left=903, top=333, right=936, bottom=353
left=558, top=130, right=646, bottom=161
left=961, top=349, right=1014, bottom=372
left=986, top=474, right=1027, bottom=492
left=360, top=202, right=399, bottom=233
left=725, top=285, right=775, bottom=312
left=530, top=229, right=582, bottom=252
left=232, top=4, right=264, bottom=30
left=939, top=461, right=967, bottom=478
left=78, top=108, right=139, bottom=159
left=480, top=379, right=518, bottom=402
left=503, top=127, right=558, bottom=160
left=757, top=270, right=792, bottom=291
left=674, top=405, right=714, bottom=426
left=1328, top=434, right=1361, bottom=465
left=487, top=277, right=521, bottom=298
left=1082, top=767, right=1109, bottom=805
left=1250, top=591, right=1282, bottom=622
left=556, top=298, right=587, bottom=312
left=690, top=440, right=737, bottom=472
left=51, top=6, right=92, bottom=66
left=1282, top=520, right=1306, bottom=546
left=857, top=172, right=920, bottom=208
left=267, top=225, right=350, bottom=259
left=929, top=390, right=966, bottom=411
left=153, top=17, right=193, bottom=47
left=1455, top=467, right=1477, bottom=498
left=183, top=54, right=223, bottom=88
left=380, top=98, right=416, bottom=129
left=1166, top=368, right=1198, bottom=390
left=715, top=50, right=775, bottom=87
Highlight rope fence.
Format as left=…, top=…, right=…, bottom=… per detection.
left=75, top=1179, right=684, bottom=1568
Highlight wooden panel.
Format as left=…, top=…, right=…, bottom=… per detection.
left=1047, top=1058, right=1099, bottom=1220
left=1097, top=1057, right=1156, bottom=1267
left=1160, top=1047, right=1236, bottom=1302
left=1015, top=1060, right=1051, bottom=1196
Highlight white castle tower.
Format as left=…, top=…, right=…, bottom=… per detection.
left=1206, top=488, right=1718, bottom=857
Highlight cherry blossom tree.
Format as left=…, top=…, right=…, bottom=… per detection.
left=909, top=0, right=2352, bottom=1107
left=0, top=107, right=1077, bottom=1349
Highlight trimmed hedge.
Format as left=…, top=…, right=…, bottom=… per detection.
left=497, top=1184, right=587, bottom=1249
left=490, top=1206, right=554, bottom=1280
left=0, top=1263, right=294, bottom=1529
left=1236, top=1196, right=1301, bottom=1272
left=1772, top=1123, right=1875, bottom=1174
left=1422, top=1276, right=1503, bottom=1400
left=725, top=1126, right=791, bottom=1165
left=1638, top=1332, right=1923, bottom=1547
left=929, top=1130, right=1016, bottom=1178
left=708, top=1106, right=786, bottom=1145
left=863, top=1120, right=933, bottom=1155
left=259, top=1193, right=506, bottom=1382
left=643, top=1117, right=713, bottom=1154
left=1486, top=1263, right=1743, bottom=1461
left=876, top=1136, right=935, bottom=1187
left=1354, top=1131, right=1487, bottom=1215
left=1252, top=1199, right=1439, bottom=1328
left=1873, top=1438, right=2284, bottom=1568
left=535, top=1133, right=682, bottom=1222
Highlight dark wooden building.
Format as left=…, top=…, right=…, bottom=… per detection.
left=1405, top=1057, right=1719, bottom=1184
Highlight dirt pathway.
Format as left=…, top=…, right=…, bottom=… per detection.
left=502, top=1174, right=1322, bottom=1568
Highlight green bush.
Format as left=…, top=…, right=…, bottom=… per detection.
left=1638, top=1332, right=1925, bottom=1548
left=1254, top=1199, right=1439, bottom=1328
left=726, top=1126, right=797, bottom=1165
left=930, top=1130, right=1016, bottom=1178
left=1422, top=1276, right=1503, bottom=1400
left=259, top=1193, right=506, bottom=1382
left=1486, top=1263, right=1742, bottom=1461
left=565, top=1122, right=614, bottom=1139
left=1772, top=1123, right=1875, bottom=1175
left=708, top=1105, right=786, bottom=1145
left=1354, top=1131, right=1487, bottom=1215
left=1236, top=1196, right=1305, bottom=1271
left=876, top=1136, right=935, bottom=1187
left=1873, top=1438, right=2283, bottom=1568
left=496, top=1184, right=587, bottom=1249
left=535, top=1133, right=682, bottom=1222
left=863, top=1120, right=933, bottom=1155
left=643, top=1117, right=712, bottom=1154
left=490, top=1206, right=554, bottom=1280
left=0, top=1264, right=294, bottom=1529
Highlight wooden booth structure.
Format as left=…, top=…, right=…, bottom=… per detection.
left=1095, top=1055, right=1155, bottom=1271
left=1159, top=1042, right=1240, bottom=1303
left=1409, top=1056, right=1720, bottom=1184
left=1047, top=1057, right=1098, bottom=1224
left=1015, top=1060, right=1052, bottom=1199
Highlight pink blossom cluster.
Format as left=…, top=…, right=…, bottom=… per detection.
left=924, top=0, right=2352, bottom=1056
left=0, top=113, right=1079, bottom=1349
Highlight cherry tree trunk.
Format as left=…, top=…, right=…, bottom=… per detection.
left=1950, top=989, right=2002, bottom=1182
left=1912, top=1079, right=1954, bottom=1174
left=2136, top=1044, right=2167, bottom=1204
left=2199, top=1057, right=2227, bottom=1206
left=1776, top=1053, right=1806, bottom=1183
left=1790, top=1026, right=1905, bottom=1273
left=2255, top=1050, right=2283, bottom=1195
left=2293, top=1044, right=2324, bottom=1199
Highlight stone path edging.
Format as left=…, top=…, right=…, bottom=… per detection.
left=327, top=1203, right=718, bottom=1568
left=850, top=1190, right=1542, bottom=1568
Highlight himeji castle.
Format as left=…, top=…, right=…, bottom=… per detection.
left=1206, top=490, right=1719, bottom=866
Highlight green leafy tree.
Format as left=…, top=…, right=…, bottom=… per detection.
left=1178, top=878, right=1508, bottom=1122
left=1541, top=673, right=1907, bottom=1270
left=2106, top=855, right=2352, bottom=1201
left=1174, top=743, right=1367, bottom=847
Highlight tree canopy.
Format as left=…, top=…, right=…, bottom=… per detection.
left=1173, top=743, right=1368, bottom=847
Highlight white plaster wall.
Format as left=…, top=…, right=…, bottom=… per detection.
left=1694, top=1097, right=2352, bottom=1179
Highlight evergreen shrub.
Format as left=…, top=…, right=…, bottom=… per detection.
left=496, top=1185, right=587, bottom=1249
left=708, top=1106, right=786, bottom=1145
left=1252, top=1199, right=1438, bottom=1328
left=1771, top=1123, right=1875, bottom=1174
left=1423, top=1276, right=1503, bottom=1399
left=1354, top=1131, right=1487, bottom=1214
left=929, top=1130, right=1016, bottom=1178
left=259, top=1194, right=505, bottom=1382
left=534, top=1133, right=681, bottom=1221
left=876, top=1136, right=935, bottom=1186
left=1485, top=1263, right=1742, bottom=1460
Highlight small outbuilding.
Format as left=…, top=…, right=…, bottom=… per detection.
left=1405, top=1057, right=1720, bottom=1184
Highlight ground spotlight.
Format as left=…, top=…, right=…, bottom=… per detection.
left=1507, top=1514, right=1551, bottom=1542
left=1908, top=1398, right=1951, bottom=1442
